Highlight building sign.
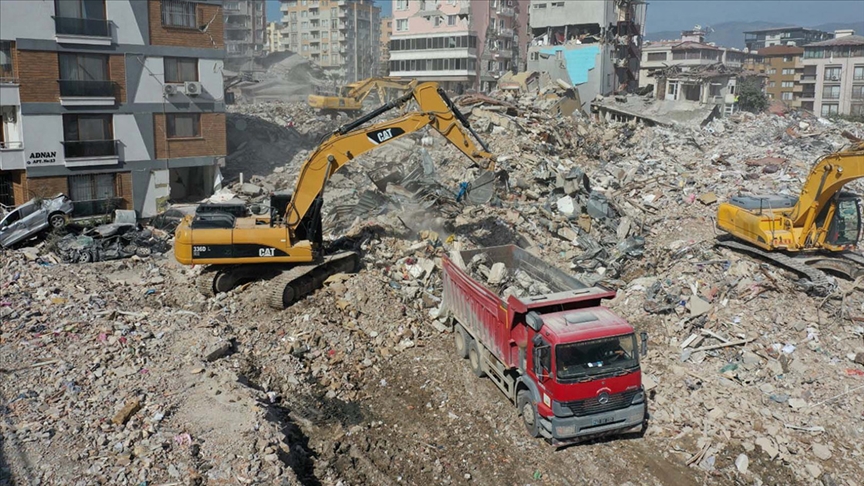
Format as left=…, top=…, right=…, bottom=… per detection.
left=26, top=151, right=59, bottom=166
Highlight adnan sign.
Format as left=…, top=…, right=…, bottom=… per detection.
left=26, top=151, right=59, bottom=166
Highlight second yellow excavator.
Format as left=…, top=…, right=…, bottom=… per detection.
left=175, top=82, right=497, bottom=308
left=716, top=141, right=864, bottom=291
left=308, top=77, right=417, bottom=115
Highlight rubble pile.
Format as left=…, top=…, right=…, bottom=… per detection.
left=3, top=84, right=864, bottom=485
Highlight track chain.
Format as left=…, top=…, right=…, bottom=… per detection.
left=715, top=240, right=836, bottom=295
left=196, top=270, right=217, bottom=297
left=266, top=251, right=360, bottom=309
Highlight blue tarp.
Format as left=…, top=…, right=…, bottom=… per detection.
left=539, top=45, right=600, bottom=85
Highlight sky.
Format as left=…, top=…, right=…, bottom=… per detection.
left=265, top=0, right=863, bottom=32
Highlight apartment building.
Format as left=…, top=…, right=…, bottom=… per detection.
left=0, top=0, right=226, bottom=217
left=800, top=31, right=864, bottom=117
left=280, top=0, right=380, bottom=83
left=389, top=0, right=530, bottom=93
left=746, top=45, right=803, bottom=107
left=379, top=17, right=392, bottom=76
left=224, top=0, right=267, bottom=60
left=640, top=28, right=745, bottom=88
left=267, top=22, right=285, bottom=53
left=744, top=26, right=832, bottom=52
left=527, top=0, right=646, bottom=105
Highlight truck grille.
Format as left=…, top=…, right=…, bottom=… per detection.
left=564, top=390, right=638, bottom=416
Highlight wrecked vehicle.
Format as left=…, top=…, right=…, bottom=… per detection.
left=52, top=211, right=171, bottom=263
left=0, top=194, right=73, bottom=248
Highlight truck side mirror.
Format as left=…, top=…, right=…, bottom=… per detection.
left=640, top=331, right=648, bottom=357
left=526, top=312, right=543, bottom=332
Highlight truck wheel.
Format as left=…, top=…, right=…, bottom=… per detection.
left=454, top=324, right=469, bottom=359
left=467, top=341, right=486, bottom=378
left=517, top=390, right=540, bottom=438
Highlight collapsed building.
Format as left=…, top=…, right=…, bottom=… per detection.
left=526, top=0, right=646, bottom=109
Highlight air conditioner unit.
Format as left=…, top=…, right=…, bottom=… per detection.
left=163, top=84, right=178, bottom=96
left=185, top=81, right=202, bottom=96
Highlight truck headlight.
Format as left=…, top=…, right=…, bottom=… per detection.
left=555, top=425, right=576, bottom=437
left=631, top=391, right=645, bottom=405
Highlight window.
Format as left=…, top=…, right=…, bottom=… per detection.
left=59, top=53, right=108, bottom=81
left=396, top=0, right=408, bottom=10
left=434, top=16, right=442, bottom=27
left=783, top=56, right=793, bottom=62
left=551, top=1, right=564, bottom=6
left=534, top=3, right=547, bottom=8
left=766, top=68, right=777, bottom=75
left=166, top=113, right=200, bottom=138
left=0, top=41, right=11, bottom=79
left=647, top=52, right=667, bottom=61
left=69, top=174, right=116, bottom=202
left=667, top=82, right=678, bottom=98
left=781, top=81, right=793, bottom=88
left=852, top=85, right=864, bottom=100
left=768, top=81, right=776, bottom=87
left=63, top=114, right=112, bottom=141
left=781, top=92, right=793, bottom=100
left=782, top=68, right=794, bottom=75
left=164, top=57, right=197, bottom=83
left=852, top=103, right=864, bottom=116
left=821, top=103, right=839, bottom=116
left=396, top=19, right=408, bottom=32
left=822, top=84, right=841, bottom=99
left=854, top=66, right=864, bottom=81
left=161, top=0, right=198, bottom=28
left=448, top=15, right=456, bottom=26
left=55, top=0, right=105, bottom=20
left=825, top=66, right=841, bottom=81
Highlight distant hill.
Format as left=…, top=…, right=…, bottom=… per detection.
left=646, top=20, right=864, bottom=50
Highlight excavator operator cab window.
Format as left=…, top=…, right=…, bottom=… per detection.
left=827, top=196, right=862, bottom=247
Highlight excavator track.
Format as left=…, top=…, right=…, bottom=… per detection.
left=715, top=240, right=836, bottom=295
left=196, top=269, right=218, bottom=297
left=266, top=251, right=361, bottom=309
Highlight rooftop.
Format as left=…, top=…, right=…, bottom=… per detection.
left=540, top=307, right=635, bottom=343
left=755, top=45, right=804, bottom=56
left=805, top=35, right=864, bottom=47
left=672, top=41, right=720, bottom=51
left=744, top=26, right=821, bottom=34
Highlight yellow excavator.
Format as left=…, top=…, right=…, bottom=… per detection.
left=716, top=141, right=864, bottom=291
left=175, top=82, right=497, bottom=308
left=308, top=77, right=418, bottom=115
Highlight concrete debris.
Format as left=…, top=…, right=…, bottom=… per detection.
left=2, top=81, right=864, bottom=486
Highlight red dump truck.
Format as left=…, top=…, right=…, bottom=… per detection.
left=441, top=245, right=648, bottom=444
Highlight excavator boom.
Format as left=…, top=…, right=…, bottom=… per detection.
left=308, top=76, right=417, bottom=113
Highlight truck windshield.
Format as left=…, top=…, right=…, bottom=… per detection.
left=556, top=334, right=638, bottom=381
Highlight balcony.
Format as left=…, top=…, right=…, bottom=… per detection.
left=0, top=65, right=16, bottom=85
left=58, top=80, right=117, bottom=106
left=800, top=91, right=815, bottom=100
left=0, top=140, right=25, bottom=171
left=793, top=84, right=803, bottom=93
left=496, top=27, right=514, bottom=38
left=799, top=74, right=816, bottom=83
left=62, top=140, right=119, bottom=166
left=226, top=22, right=250, bottom=30
left=496, top=7, right=515, bottom=17
left=54, top=17, right=111, bottom=45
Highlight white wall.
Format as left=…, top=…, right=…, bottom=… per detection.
left=114, top=114, right=149, bottom=162
left=142, top=169, right=170, bottom=217
left=106, top=1, right=146, bottom=45
left=21, top=115, right=64, bottom=167
left=0, top=0, right=55, bottom=41
left=131, top=57, right=224, bottom=103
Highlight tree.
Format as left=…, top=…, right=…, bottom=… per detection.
left=737, top=76, right=768, bottom=113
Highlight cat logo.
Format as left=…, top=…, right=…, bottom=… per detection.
left=367, top=127, right=405, bottom=145
left=259, top=247, right=276, bottom=257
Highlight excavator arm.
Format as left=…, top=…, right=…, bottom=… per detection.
left=285, top=82, right=496, bottom=231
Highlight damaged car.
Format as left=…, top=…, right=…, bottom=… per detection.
left=0, top=194, right=74, bottom=248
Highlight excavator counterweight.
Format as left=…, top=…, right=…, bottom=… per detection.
left=175, top=82, right=498, bottom=308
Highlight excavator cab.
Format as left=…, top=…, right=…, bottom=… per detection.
left=825, top=193, right=862, bottom=248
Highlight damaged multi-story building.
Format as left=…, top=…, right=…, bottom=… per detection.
left=0, top=0, right=226, bottom=217
left=280, top=0, right=381, bottom=83
left=744, top=26, right=832, bottom=52
left=639, top=27, right=749, bottom=116
left=526, top=0, right=646, bottom=109
left=389, top=0, right=530, bottom=93
left=801, top=30, right=864, bottom=117
left=224, top=0, right=267, bottom=61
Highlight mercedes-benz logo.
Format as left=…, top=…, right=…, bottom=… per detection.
left=597, top=392, right=610, bottom=405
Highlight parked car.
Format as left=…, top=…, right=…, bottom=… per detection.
left=0, top=194, right=74, bottom=248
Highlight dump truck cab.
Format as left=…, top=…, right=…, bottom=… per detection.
left=523, top=306, right=645, bottom=441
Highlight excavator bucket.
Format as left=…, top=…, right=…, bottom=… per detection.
left=465, top=170, right=497, bottom=205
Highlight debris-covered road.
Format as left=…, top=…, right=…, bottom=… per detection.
left=2, top=86, right=864, bottom=486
